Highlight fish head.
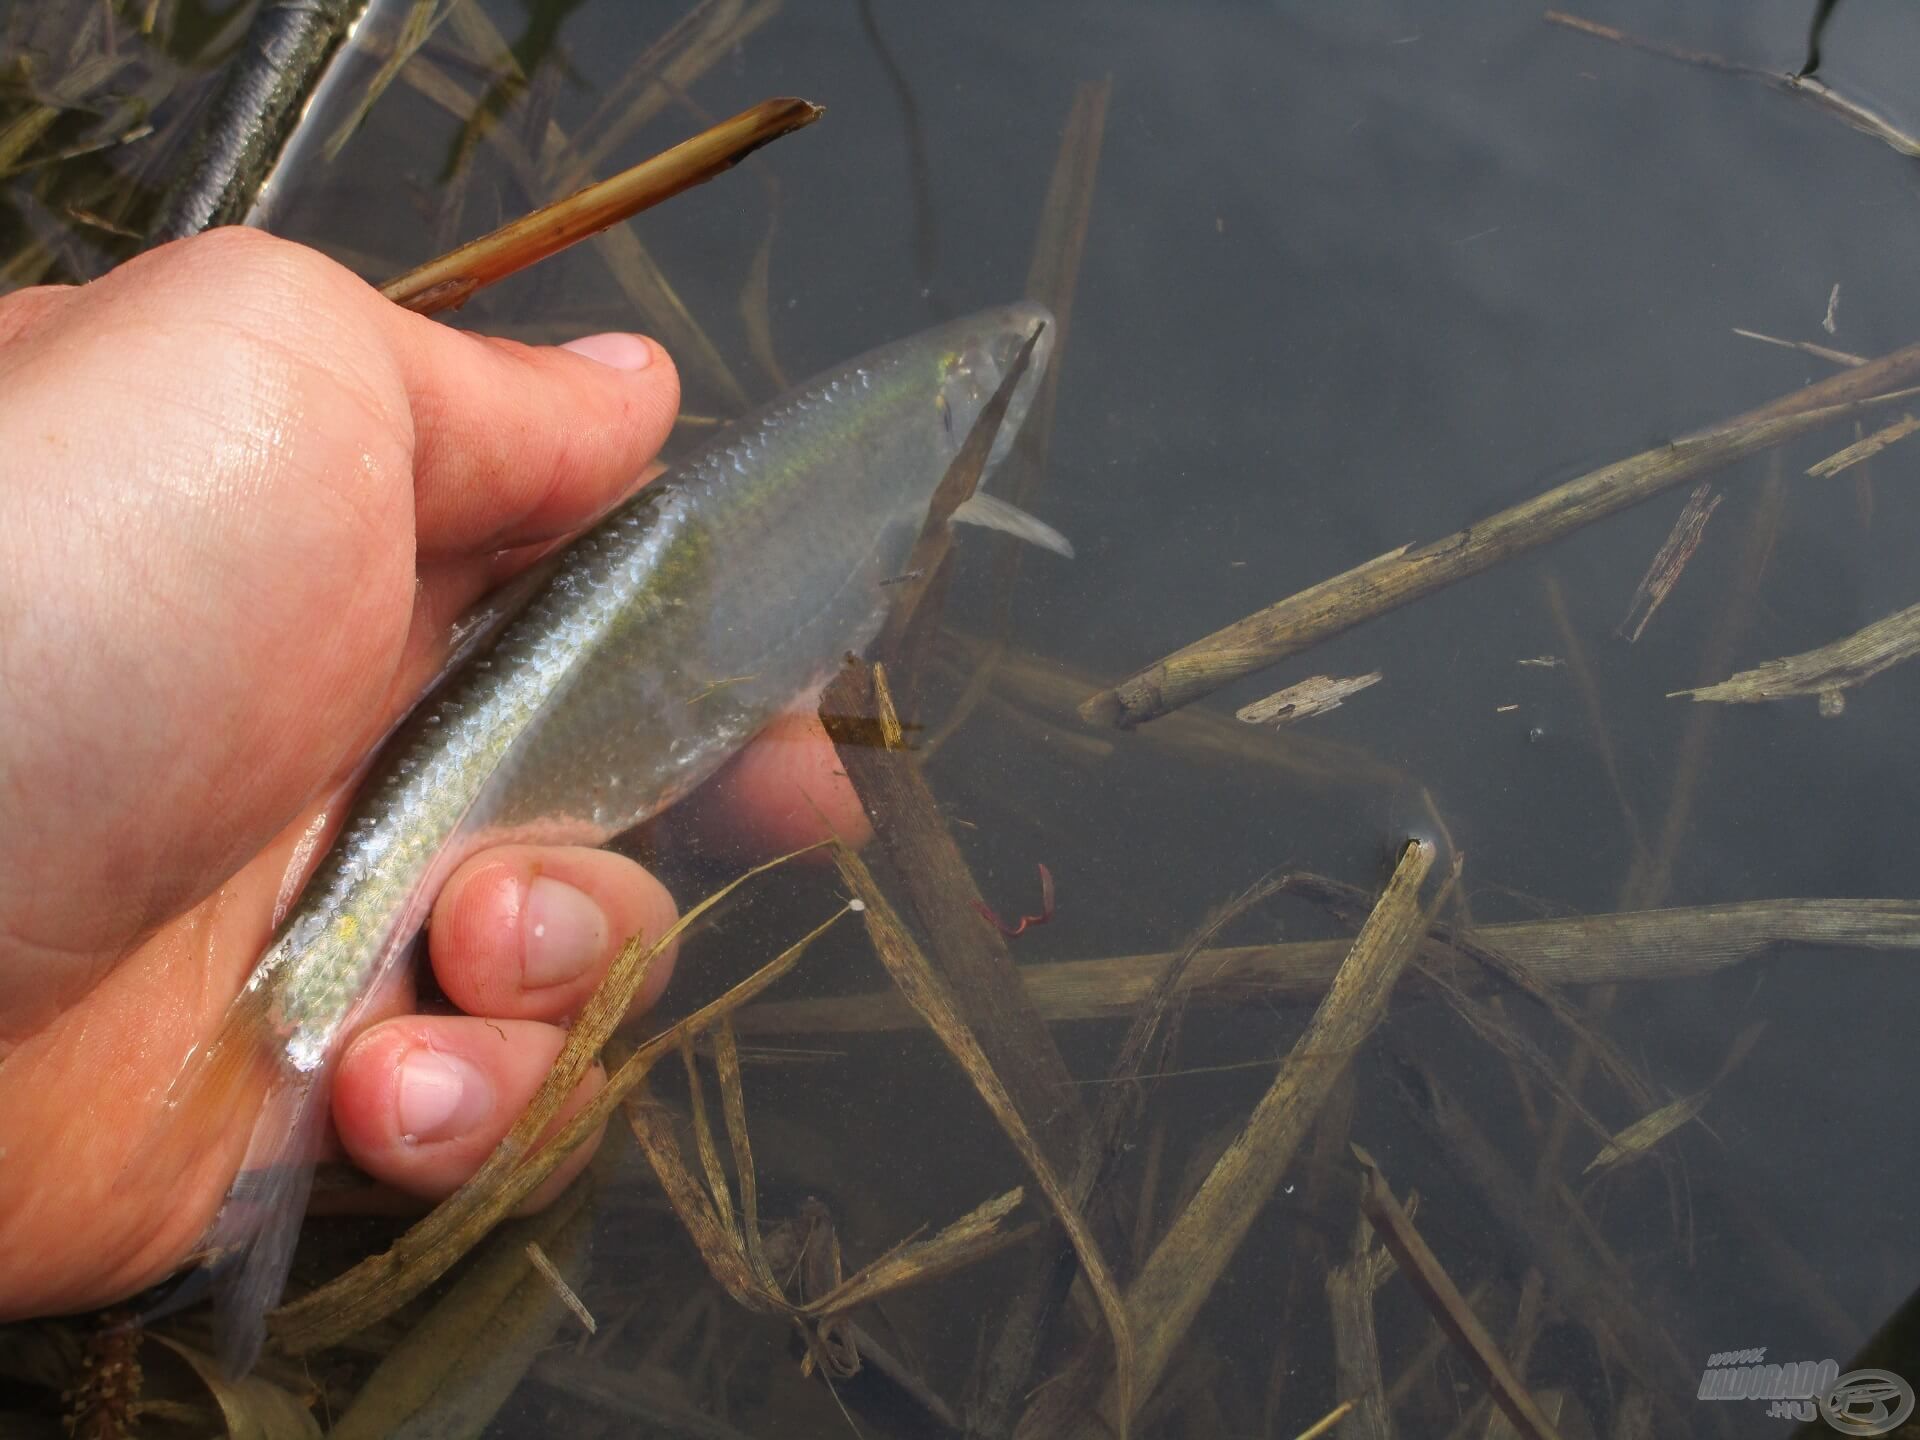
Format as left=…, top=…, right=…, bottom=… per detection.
left=934, top=301, right=1057, bottom=474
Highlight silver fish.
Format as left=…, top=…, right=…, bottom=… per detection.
left=167, top=302, right=1060, bottom=1371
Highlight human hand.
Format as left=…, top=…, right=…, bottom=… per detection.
left=0, top=228, right=865, bottom=1320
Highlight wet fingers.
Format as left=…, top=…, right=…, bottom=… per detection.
left=330, top=1014, right=604, bottom=1202
left=426, top=845, right=679, bottom=1023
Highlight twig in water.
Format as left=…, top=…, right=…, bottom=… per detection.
left=1732, top=327, right=1865, bottom=368
left=1293, top=1400, right=1356, bottom=1440
left=1546, top=9, right=1920, bottom=158
left=1672, top=597, right=1920, bottom=713
left=1807, top=414, right=1920, bottom=478
left=1617, top=482, right=1722, bottom=643
left=1237, top=671, right=1382, bottom=726
left=1352, top=1146, right=1567, bottom=1440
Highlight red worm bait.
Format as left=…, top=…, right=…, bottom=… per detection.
left=975, top=863, right=1055, bottom=938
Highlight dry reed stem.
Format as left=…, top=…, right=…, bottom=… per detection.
left=939, top=635, right=1409, bottom=794
left=380, top=97, right=821, bottom=314
left=1732, top=327, right=1865, bottom=368
left=739, top=896, right=1920, bottom=1033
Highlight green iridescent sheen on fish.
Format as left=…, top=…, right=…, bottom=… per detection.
left=165, top=302, right=1058, bottom=1373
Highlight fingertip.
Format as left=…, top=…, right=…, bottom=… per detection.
left=428, top=845, right=681, bottom=1022
left=333, top=1015, right=605, bottom=1200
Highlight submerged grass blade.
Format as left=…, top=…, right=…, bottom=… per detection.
left=320, top=0, right=450, bottom=163
left=563, top=0, right=785, bottom=189
left=326, top=1172, right=595, bottom=1439
left=1584, top=1020, right=1766, bottom=1173
left=1390, top=1057, right=1703, bottom=1428
left=148, top=1333, right=322, bottom=1439
left=833, top=842, right=1135, bottom=1437
left=819, top=658, right=1088, bottom=1168
left=679, top=1039, right=739, bottom=1250
left=802, top=1188, right=1028, bottom=1321
left=709, top=1020, right=788, bottom=1300
left=626, top=1084, right=776, bottom=1312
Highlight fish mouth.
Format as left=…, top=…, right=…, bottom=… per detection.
left=987, top=300, right=1058, bottom=394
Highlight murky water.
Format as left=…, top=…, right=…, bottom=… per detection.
left=9, top=1, right=1920, bottom=1434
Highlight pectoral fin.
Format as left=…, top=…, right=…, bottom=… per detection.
left=950, top=492, right=1075, bottom=558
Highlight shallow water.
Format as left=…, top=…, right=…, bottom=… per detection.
left=10, top=0, right=1920, bottom=1434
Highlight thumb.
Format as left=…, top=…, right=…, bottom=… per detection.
left=376, top=306, right=681, bottom=559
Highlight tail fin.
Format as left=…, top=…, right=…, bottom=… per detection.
left=127, top=983, right=326, bottom=1377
